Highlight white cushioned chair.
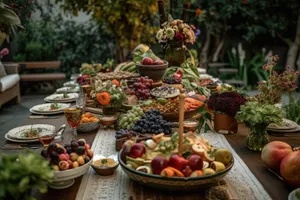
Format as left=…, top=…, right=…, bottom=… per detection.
left=0, top=62, right=20, bottom=107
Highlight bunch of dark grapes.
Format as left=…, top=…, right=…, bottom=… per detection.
left=163, top=77, right=182, bottom=84
left=115, top=129, right=138, bottom=139
left=129, top=77, right=153, bottom=100
left=131, top=110, right=172, bottom=135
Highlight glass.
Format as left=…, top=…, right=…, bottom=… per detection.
left=64, top=107, right=83, bottom=139
left=76, top=93, right=86, bottom=108
left=246, top=124, right=269, bottom=151
left=39, top=131, right=55, bottom=148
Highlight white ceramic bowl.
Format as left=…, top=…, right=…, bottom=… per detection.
left=289, top=188, right=300, bottom=200
left=48, top=159, right=92, bottom=189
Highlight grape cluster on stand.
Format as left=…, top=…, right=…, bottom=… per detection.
left=129, top=77, right=153, bottom=100
left=118, top=106, right=144, bottom=130
left=115, top=129, right=138, bottom=139
left=131, top=110, right=172, bottom=134
left=163, top=77, right=182, bottom=84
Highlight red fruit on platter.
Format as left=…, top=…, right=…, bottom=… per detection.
left=168, top=154, right=187, bottom=171
left=151, top=156, right=168, bottom=174
left=67, top=160, right=73, bottom=169
left=58, top=161, right=69, bottom=170
left=129, top=143, right=146, bottom=158
left=173, top=73, right=182, bottom=79
left=182, top=165, right=193, bottom=177
left=153, top=60, right=164, bottom=65
left=280, top=151, right=300, bottom=187
left=187, top=155, right=203, bottom=171
left=59, top=154, right=68, bottom=161
left=85, top=144, right=91, bottom=150
left=261, top=141, right=292, bottom=171
left=141, top=57, right=153, bottom=65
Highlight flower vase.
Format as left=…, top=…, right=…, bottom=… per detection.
left=214, top=113, right=238, bottom=134
left=246, top=124, right=269, bottom=151
left=164, top=41, right=186, bottom=66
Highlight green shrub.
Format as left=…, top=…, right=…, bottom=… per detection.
left=25, top=41, right=42, bottom=61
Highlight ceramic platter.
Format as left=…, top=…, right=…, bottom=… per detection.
left=268, top=119, right=298, bottom=130
left=6, top=124, right=55, bottom=142
left=63, top=81, right=78, bottom=87
left=56, top=86, right=80, bottom=93
left=44, top=93, right=78, bottom=103
left=150, top=85, right=180, bottom=99
left=30, top=103, right=70, bottom=115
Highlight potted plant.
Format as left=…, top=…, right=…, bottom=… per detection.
left=91, top=79, right=126, bottom=115
left=236, top=101, right=284, bottom=151
left=0, top=151, right=54, bottom=200
left=207, top=91, right=247, bottom=134
left=156, top=18, right=196, bottom=66
left=256, top=54, right=299, bottom=105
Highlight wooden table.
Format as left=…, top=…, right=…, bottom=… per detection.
left=3, top=115, right=300, bottom=200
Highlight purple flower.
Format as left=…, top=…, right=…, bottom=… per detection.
left=195, top=29, right=201, bottom=38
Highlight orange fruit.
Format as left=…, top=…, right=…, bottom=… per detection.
left=91, top=117, right=99, bottom=122
left=81, top=117, right=90, bottom=123
left=85, top=112, right=93, bottom=118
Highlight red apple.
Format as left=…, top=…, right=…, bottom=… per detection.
left=151, top=156, right=168, bottom=174
left=142, top=57, right=153, bottom=65
left=153, top=60, right=164, bottom=65
left=129, top=143, right=146, bottom=158
left=261, top=141, right=292, bottom=171
left=280, top=151, right=300, bottom=187
left=59, top=154, right=68, bottom=161
left=188, top=155, right=203, bottom=171
left=120, top=140, right=135, bottom=162
left=67, top=160, right=73, bottom=169
left=182, top=165, right=193, bottom=177
left=168, top=154, right=187, bottom=171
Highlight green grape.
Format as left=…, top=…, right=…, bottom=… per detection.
left=123, top=117, right=128, bottom=122
left=127, top=125, right=132, bottom=130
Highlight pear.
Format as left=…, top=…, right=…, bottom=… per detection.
left=215, top=148, right=232, bottom=165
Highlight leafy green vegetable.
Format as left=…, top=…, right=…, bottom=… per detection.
left=196, top=106, right=214, bottom=133
left=0, top=152, right=54, bottom=200
left=236, top=101, right=284, bottom=127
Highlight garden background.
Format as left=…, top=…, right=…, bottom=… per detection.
left=1, top=0, right=300, bottom=91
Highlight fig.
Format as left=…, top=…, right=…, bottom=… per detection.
left=71, top=141, right=79, bottom=151
left=56, top=147, right=66, bottom=154
left=76, top=146, right=85, bottom=155
left=78, top=140, right=85, bottom=146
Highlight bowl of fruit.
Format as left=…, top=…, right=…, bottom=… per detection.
left=78, top=112, right=100, bottom=132
left=118, top=133, right=234, bottom=191
left=41, top=138, right=94, bottom=189
left=136, top=58, right=168, bottom=82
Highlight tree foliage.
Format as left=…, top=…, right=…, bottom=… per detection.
left=56, top=0, right=160, bottom=62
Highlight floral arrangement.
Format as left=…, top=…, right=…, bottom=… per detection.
left=256, top=55, right=299, bottom=105
left=207, top=92, right=247, bottom=117
left=236, top=101, right=284, bottom=127
left=91, top=79, right=126, bottom=108
left=0, top=48, right=9, bottom=60
left=156, top=19, right=196, bottom=44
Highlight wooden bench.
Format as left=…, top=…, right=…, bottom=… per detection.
left=18, top=61, right=66, bottom=82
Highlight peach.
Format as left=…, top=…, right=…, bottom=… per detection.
left=280, top=151, right=300, bottom=187
left=261, top=141, right=292, bottom=170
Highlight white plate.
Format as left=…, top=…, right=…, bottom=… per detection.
left=30, top=108, right=64, bottom=115
left=6, top=124, right=56, bottom=140
left=5, top=133, right=40, bottom=143
left=63, top=81, right=78, bottom=87
left=31, top=103, right=70, bottom=113
left=56, top=87, right=80, bottom=93
left=268, top=119, right=298, bottom=130
left=44, top=93, right=78, bottom=103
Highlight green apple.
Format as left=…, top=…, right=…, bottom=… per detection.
left=215, top=148, right=232, bottom=165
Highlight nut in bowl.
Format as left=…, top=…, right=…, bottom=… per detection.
left=184, top=119, right=199, bottom=132
left=92, top=155, right=119, bottom=176
left=100, top=115, right=117, bottom=126
left=78, top=112, right=100, bottom=132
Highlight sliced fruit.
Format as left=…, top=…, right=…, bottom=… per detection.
left=189, top=170, right=203, bottom=177
left=203, top=168, right=216, bottom=175
left=203, top=150, right=215, bottom=162
left=210, top=161, right=225, bottom=173
left=126, top=156, right=145, bottom=166
left=167, top=167, right=184, bottom=177
left=145, top=139, right=157, bottom=149
left=192, top=144, right=206, bottom=157
left=160, top=168, right=174, bottom=177
left=202, top=161, right=209, bottom=169
left=136, top=166, right=152, bottom=174
left=152, top=133, right=165, bottom=143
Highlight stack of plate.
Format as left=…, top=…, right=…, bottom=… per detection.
left=267, top=119, right=300, bottom=134
left=30, top=103, right=70, bottom=115
left=56, top=86, right=80, bottom=93
left=5, top=124, right=56, bottom=143
left=44, top=93, right=79, bottom=103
